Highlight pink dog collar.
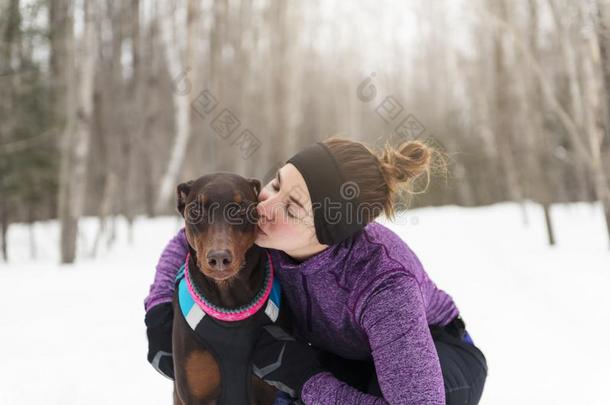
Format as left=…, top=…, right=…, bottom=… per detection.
left=184, top=251, right=274, bottom=322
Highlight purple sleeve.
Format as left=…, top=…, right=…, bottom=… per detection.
left=301, top=273, right=445, bottom=405
left=143, top=228, right=189, bottom=312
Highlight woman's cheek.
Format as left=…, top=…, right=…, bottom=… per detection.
left=269, top=222, right=303, bottom=247
left=269, top=221, right=293, bottom=238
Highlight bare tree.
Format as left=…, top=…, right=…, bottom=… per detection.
left=0, top=0, right=21, bottom=260
left=155, top=0, right=197, bottom=213
left=57, top=0, right=98, bottom=263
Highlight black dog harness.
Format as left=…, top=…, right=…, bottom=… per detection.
left=175, top=251, right=281, bottom=405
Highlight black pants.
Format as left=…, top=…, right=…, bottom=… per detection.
left=320, top=316, right=488, bottom=404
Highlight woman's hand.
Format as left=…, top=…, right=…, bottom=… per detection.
left=145, top=302, right=175, bottom=380
left=251, top=325, right=324, bottom=400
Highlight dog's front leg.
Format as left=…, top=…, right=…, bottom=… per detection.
left=173, top=385, right=185, bottom=405
left=173, top=296, right=222, bottom=404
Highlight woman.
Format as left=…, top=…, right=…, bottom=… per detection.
left=144, top=137, right=488, bottom=404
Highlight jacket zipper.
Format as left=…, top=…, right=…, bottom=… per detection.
left=300, top=273, right=313, bottom=333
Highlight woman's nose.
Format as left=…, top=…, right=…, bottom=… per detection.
left=257, top=186, right=269, bottom=203
left=257, top=188, right=282, bottom=221
left=256, top=192, right=272, bottom=221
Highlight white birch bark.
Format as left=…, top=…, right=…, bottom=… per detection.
left=155, top=0, right=195, bottom=213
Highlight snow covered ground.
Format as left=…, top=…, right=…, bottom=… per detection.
left=0, top=202, right=608, bottom=404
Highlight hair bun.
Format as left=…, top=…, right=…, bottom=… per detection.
left=379, top=141, right=431, bottom=186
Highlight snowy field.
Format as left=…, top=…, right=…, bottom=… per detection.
left=0, top=202, right=609, bottom=405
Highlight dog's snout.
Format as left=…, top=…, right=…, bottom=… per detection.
left=207, top=249, right=233, bottom=270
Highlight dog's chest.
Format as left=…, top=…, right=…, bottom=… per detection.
left=175, top=262, right=282, bottom=405
left=192, top=310, right=267, bottom=364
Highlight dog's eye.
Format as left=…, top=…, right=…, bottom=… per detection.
left=186, top=202, right=206, bottom=224
left=225, top=205, right=245, bottom=217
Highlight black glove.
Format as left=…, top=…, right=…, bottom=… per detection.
left=144, top=302, right=175, bottom=380
left=251, top=325, right=324, bottom=400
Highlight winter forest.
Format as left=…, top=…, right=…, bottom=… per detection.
left=1, top=1, right=610, bottom=404
left=1, top=0, right=609, bottom=263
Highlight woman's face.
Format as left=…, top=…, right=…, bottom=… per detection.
left=255, top=163, right=323, bottom=256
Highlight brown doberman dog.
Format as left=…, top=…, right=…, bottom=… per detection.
left=172, top=173, right=291, bottom=405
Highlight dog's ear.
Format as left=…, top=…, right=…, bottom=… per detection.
left=176, top=180, right=194, bottom=216
left=249, top=178, right=261, bottom=200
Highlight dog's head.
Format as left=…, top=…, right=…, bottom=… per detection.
left=176, top=173, right=261, bottom=282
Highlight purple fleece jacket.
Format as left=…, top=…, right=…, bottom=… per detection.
left=144, top=222, right=460, bottom=404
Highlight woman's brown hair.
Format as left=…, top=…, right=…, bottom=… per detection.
left=322, top=136, right=441, bottom=222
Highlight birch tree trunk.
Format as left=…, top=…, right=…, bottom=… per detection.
left=58, top=0, right=98, bottom=263
left=581, top=21, right=610, bottom=247
left=491, top=0, right=524, bottom=204
left=594, top=0, right=610, bottom=246
left=526, top=0, right=556, bottom=244
left=155, top=0, right=196, bottom=213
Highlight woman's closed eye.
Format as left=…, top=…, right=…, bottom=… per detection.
left=271, top=180, right=298, bottom=219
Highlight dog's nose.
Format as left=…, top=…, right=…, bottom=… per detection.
left=207, top=249, right=233, bottom=270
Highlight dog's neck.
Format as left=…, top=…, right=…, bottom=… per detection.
left=188, top=245, right=267, bottom=310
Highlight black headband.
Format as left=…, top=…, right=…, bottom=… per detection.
left=286, top=142, right=366, bottom=245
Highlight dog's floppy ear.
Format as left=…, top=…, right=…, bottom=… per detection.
left=176, top=180, right=194, bottom=216
left=249, top=178, right=261, bottom=200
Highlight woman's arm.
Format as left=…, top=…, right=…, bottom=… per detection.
left=300, top=273, right=445, bottom=405
left=143, top=227, right=189, bottom=311
left=143, top=228, right=189, bottom=379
